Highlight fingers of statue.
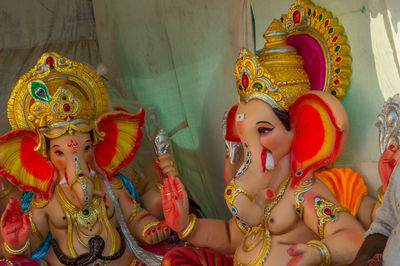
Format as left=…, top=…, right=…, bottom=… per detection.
left=168, top=174, right=179, bottom=200
left=157, top=154, right=178, bottom=177
left=379, top=145, right=400, bottom=191
left=1, top=198, right=29, bottom=246
left=174, top=177, right=186, bottom=200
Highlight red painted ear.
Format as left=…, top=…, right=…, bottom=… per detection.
left=225, top=105, right=241, bottom=142
left=94, top=109, right=145, bottom=180
left=0, top=130, right=54, bottom=197
left=290, top=93, right=345, bottom=186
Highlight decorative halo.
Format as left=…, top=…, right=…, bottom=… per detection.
left=279, top=0, right=352, bottom=99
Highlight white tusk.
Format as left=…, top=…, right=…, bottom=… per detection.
left=265, top=151, right=274, bottom=170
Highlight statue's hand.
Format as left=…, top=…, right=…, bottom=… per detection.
left=160, top=174, right=190, bottom=233
left=378, top=144, right=400, bottom=192
left=1, top=198, right=30, bottom=249
left=156, top=154, right=178, bottom=178
left=143, top=221, right=171, bottom=244
left=286, top=244, right=321, bottom=266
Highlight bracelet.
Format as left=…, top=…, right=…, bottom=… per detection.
left=306, top=240, right=331, bottom=266
left=178, top=214, right=197, bottom=240
left=141, top=221, right=160, bottom=240
left=377, top=185, right=384, bottom=203
left=4, top=239, right=30, bottom=255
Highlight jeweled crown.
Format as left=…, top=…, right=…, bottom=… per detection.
left=7, top=52, right=109, bottom=156
left=234, top=0, right=352, bottom=111
left=234, top=20, right=310, bottom=111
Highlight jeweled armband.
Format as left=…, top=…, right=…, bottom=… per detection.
left=314, top=197, right=347, bottom=239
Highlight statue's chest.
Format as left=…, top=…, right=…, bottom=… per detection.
left=225, top=180, right=299, bottom=235
left=49, top=188, right=115, bottom=230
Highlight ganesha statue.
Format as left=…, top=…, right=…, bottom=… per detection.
left=159, top=1, right=379, bottom=265
left=0, top=52, right=170, bottom=265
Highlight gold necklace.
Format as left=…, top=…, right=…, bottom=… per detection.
left=234, top=175, right=290, bottom=266
left=55, top=176, right=116, bottom=258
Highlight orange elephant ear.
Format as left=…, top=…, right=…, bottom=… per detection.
left=0, top=130, right=54, bottom=197
left=289, top=93, right=343, bottom=186
left=94, top=109, right=145, bottom=180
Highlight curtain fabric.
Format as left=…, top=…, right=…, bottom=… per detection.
left=93, top=0, right=253, bottom=217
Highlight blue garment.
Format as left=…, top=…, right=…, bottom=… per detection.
left=115, top=172, right=144, bottom=207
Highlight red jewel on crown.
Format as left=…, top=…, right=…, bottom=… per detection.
left=46, top=56, right=54, bottom=67
left=242, top=73, right=249, bottom=88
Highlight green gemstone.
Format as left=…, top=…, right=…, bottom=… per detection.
left=317, top=200, right=322, bottom=205
left=329, top=27, right=333, bottom=34
left=331, top=90, right=337, bottom=96
left=50, top=65, right=55, bottom=70
left=280, top=17, right=284, bottom=23
left=335, top=68, right=340, bottom=74
left=239, top=85, right=243, bottom=91
left=319, top=14, right=322, bottom=21
left=82, top=209, right=90, bottom=216
left=252, top=83, right=263, bottom=90
left=330, top=215, right=335, bottom=218
left=335, top=46, right=340, bottom=52
left=62, top=96, right=67, bottom=100
left=296, top=208, right=300, bottom=213
left=308, top=9, right=311, bottom=16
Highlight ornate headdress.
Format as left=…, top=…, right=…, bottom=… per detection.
left=7, top=52, right=109, bottom=156
left=234, top=0, right=351, bottom=111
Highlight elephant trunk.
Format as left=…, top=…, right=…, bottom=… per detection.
left=66, top=155, right=94, bottom=209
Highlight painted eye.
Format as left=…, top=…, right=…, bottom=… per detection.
left=55, top=150, right=64, bottom=156
left=84, top=145, right=91, bottom=151
left=258, top=127, right=273, bottom=134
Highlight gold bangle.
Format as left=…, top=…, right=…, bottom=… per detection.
left=178, top=214, right=197, bottom=240
left=141, top=221, right=159, bottom=240
left=377, top=185, right=384, bottom=203
left=306, top=240, right=331, bottom=266
left=4, top=239, right=30, bottom=255
left=110, top=177, right=123, bottom=189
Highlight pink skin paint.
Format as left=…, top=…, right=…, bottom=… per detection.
left=261, top=149, right=267, bottom=172
left=265, top=188, right=275, bottom=199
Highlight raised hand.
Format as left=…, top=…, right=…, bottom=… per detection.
left=1, top=198, right=30, bottom=249
left=160, top=174, right=189, bottom=233
left=378, top=144, right=400, bottom=192
left=155, top=154, right=178, bottom=178
left=142, top=221, right=171, bottom=244
left=287, top=244, right=321, bottom=266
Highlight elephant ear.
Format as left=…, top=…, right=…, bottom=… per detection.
left=0, top=130, right=54, bottom=197
left=290, top=93, right=345, bottom=186
left=225, top=104, right=241, bottom=142
left=94, top=109, right=145, bottom=180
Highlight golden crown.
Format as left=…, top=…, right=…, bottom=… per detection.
left=234, top=19, right=310, bottom=111
left=7, top=52, right=109, bottom=156
left=234, top=0, right=351, bottom=111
